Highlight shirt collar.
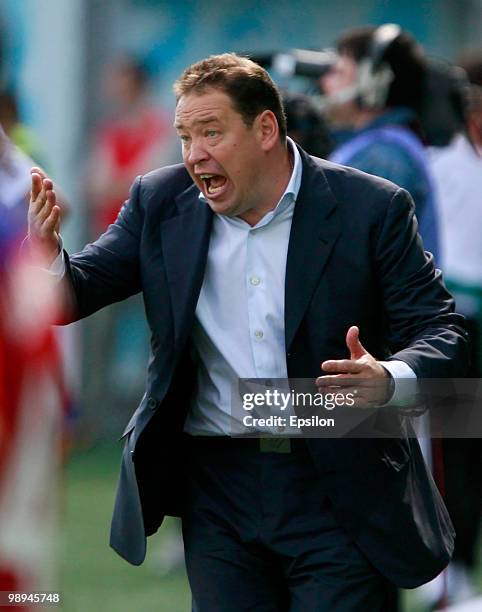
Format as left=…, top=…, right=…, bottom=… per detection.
left=284, top=136, right=303, bottom=202
left=197, top=136, right=303, bottom=220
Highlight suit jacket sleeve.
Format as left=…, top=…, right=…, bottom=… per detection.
left=62, top=175, right=144, bottom=321
left=377, top=187, right=468, bottom=377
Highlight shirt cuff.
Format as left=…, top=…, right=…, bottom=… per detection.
left=379, top=360, right=417, bottom=407
left=46, top=235, right=65, bottom=277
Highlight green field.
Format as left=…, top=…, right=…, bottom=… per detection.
left=62, top=443, right=191, bottom=612
left=61, top=443, right=479, bottom=612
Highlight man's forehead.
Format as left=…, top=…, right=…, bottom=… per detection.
left=174, top=89, right=235, bottom=128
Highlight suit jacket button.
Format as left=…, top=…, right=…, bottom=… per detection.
left=147, top=397, right=157, bottom=410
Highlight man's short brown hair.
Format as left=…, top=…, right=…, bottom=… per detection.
left=174, top=53, right=287, bottom=140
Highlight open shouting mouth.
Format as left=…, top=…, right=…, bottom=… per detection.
left=199, top=173, right=228, bottom=197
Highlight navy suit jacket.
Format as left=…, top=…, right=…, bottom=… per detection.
left=62, top=147, right=468, bottom=587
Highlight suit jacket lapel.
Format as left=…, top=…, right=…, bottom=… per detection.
left=285, top=152, right=341, bottom=351
left=160, top=184, right=213, bottom=348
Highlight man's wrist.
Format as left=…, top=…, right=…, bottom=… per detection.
left=26, top=234, right=61, bottom=265
left=22, top=234, right=65, bottom=277
left=47, top=235, right=65, bottom=276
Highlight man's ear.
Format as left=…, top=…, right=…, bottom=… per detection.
left=256, top=110, right=279, bottom=151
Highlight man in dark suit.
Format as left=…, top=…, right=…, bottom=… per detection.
left=28, top=53, right=468, bottom=611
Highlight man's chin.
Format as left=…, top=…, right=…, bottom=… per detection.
left=207, top=199, right=240, bottom=217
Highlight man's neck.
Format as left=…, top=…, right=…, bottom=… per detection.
left=238, top=145, right=293, bottom=227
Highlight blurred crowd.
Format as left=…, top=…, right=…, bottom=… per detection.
left=0, top=20, right=481, bottom=612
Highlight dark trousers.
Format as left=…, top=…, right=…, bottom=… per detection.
left=181, top=436, right=395, bottom=612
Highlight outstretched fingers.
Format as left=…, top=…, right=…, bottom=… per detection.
left=321, top=359, right=364, bottom=374
left=30, top=171, right=44, bottom=202
left=27, top=171, right=61, bottom=261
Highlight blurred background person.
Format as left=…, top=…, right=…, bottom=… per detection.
left=0, top=128, right=65, bottom=608
left=86, top=56, right=175, bottom=237
left=80, top=54, right=177, bottom=464
left=321, top=24, right=440, bottom=263
left=431, top=50, right=482, bottom=336
left=428, top=49, right=482, bottom=608
left=0, top=68, right=79, bottom=441
left=0, top=90, right=46, bottom=167
left=0, top=117, right=77, bottom=443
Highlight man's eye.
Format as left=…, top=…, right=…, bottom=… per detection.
left=205, top=129, right=219, bottom=138
left=179, top=135, right=190, bottom=143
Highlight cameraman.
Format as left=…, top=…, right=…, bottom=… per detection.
left=321, top=25, right=440, bottom=262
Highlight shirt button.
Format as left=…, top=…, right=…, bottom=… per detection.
left=254, top=330, right=264, bottom=339
left=250, top=276, right=261, bottom=286
left=277, top=426, right=285, bottom=433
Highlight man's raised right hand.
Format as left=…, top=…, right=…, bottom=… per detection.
left=28, top=167, right=61, bottom=264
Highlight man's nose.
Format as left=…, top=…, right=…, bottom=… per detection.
left=186, top=140, right=209, bottom=165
